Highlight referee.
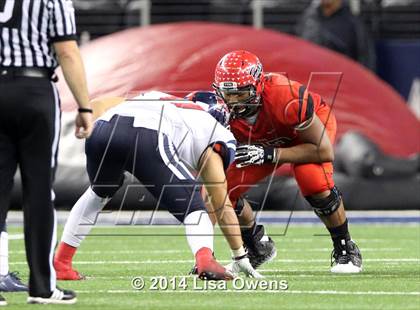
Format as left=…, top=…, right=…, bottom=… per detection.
left=0, top=0, right=92, bottom=305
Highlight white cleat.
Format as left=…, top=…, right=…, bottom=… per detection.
left=331, top=261, right=362, bottom=273
left=331, top=239, right=362, bottom=274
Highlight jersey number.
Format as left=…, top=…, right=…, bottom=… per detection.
left=0, top=0, right=22, bottom=28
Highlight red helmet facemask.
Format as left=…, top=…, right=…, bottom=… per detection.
left=213, top=50, right=264, bottom=119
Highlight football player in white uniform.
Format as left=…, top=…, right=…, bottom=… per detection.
left=54, top=92, right=261, bottom=281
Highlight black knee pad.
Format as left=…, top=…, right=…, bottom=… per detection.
left=305, top=186, right=342, bottom=217
left=235, top=196, right=245, bottom=216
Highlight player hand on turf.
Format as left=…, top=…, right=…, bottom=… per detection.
left=235, top=144, right=277, bottom=168
left=226, top=256, right=264, bottom=278
left=75, top=111, right=93, bottom=139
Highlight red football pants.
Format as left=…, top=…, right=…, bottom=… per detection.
left=227, top=104, right=337, bottom=206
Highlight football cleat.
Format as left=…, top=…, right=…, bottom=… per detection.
left=331, top=239, right=362, bottom=273
left=242, top=225, right=277, bottom=269
left=195, top=247, right=234, bottom=281
left=246, top=236, right=277, bottom=269
left=0, top=272, right=28, bottom=292
left=27, top=288, right=77, bottom=305
left=54, top=259, right=85, bottom=281
left=0, top=294, right=6, bottom=306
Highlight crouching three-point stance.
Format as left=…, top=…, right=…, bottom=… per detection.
left=212, top=50, right=362, bottom=273
left=54, top=92, right=262, bottom=281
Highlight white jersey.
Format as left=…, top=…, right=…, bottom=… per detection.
left=98, top=91, right=236, bottom=172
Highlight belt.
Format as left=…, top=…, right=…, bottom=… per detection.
left=0, top=67, right=55, bottom=80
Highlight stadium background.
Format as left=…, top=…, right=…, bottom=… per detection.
left=10, top=0, right=420, bottom=211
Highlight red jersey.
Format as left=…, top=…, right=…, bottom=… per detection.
left=229, top=73, right=324, bottom=147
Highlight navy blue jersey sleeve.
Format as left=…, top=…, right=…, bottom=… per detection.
left=209, top=140, right=236, bottom=170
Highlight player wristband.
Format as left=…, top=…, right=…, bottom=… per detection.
left=232, top=246, right=247, bottom=260
left=264, top=147, right=278, bottom=163
left=78, top=108, right=93, bottom=113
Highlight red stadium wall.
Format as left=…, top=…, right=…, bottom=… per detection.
left=58, top=22, right=420, bottom=157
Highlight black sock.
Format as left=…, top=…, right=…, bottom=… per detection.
left=241, top=222, right=256, bottom=242
left=327, top=219, right=351, bottom=247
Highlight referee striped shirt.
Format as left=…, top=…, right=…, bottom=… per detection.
left=0, top=0, right=77, bottom=69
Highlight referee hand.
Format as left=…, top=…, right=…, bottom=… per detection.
left=75, top=112, right=93, bottom=139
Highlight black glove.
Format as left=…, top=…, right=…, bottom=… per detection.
left=235, top=145, right=277, bottom=168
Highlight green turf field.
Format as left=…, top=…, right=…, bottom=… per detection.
left=4, top=224, right=420, bottom=309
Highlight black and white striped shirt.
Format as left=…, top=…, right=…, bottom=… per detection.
left=0, top=0, right=77, bottom=68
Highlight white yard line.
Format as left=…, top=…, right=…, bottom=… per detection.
left=9, top=258, right=420, bottom=265
left=276, top=248, right=404, bottom=252
left=9, top=249, right=186, bottom=254
left=8, top=235, right=416, bottom=243
left=9, top=248, right=403, bottom=255
left=9, top=260, right=197, bottom=265
left=82, top=274, right=407, bottom=280
left=274, top=239, right=399, bottom=243
left=8, top=234, right=24, bottom=240
left=74, top=289, right=420, bottom=296
left=258, top=258, right=420, bottom=263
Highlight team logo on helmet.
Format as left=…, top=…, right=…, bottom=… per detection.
left=213, top=50, right=265, bottom=119
left=249, top=63, right=263, bottom=81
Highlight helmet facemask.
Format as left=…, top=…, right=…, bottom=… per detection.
left=213, top=50, right=265, bottom=119
left=213, top=82, right=262, bottom=119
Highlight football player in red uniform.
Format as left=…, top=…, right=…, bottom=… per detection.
left=212, top=50, right=362, bottom=273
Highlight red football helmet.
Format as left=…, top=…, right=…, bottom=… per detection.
left=213, top=50, right=264, bottom=119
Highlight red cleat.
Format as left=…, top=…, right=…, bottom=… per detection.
left=54, top=242, right=85, bottom=281
left=195, top=247, right=233, bottom=281
left=54, top=259, right=85, bottom=281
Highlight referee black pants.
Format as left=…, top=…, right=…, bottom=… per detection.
left=0, top=74, right=60, bottom=297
